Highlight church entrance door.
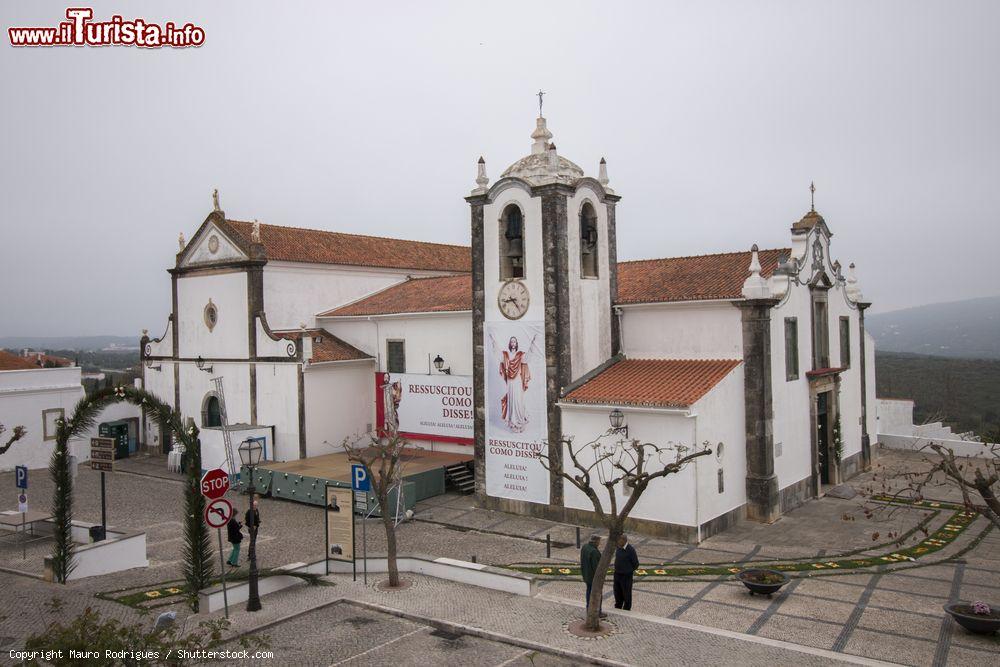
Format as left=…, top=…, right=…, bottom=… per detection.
left=817, top=392, right=831, bottom=484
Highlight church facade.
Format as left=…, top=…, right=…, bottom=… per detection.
left=142, top=115, right=875, bottom=541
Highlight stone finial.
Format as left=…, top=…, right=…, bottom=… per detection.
left=547, top=142, right=559, bottom=170
left=531, top=117, right=553, bottom=155
left=178, top=232, right=186, bottom=251
left=142, top=329, right=149, bottom=337
left=212, top=188, right=221, bottom=212
left=846, top=262, right=864, bottom=301
left=251, top=219, right=261, bottom=243
left=598, top=157, right=609, bottom=186
left=742, top=243, right=772, bottom=299
left=473, top=156, right=489, bottom=193
left=833, top=259, right=843, bottom=281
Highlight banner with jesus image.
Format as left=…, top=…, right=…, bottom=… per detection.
left=484, top=320, right=550, bottom=504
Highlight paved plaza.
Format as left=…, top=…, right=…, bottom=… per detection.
left=0, top=448, right=996, bottom=665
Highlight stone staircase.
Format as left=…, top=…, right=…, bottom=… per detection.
left=445, top=462, right=475, bottom=495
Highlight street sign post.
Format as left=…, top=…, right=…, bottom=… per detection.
left=200, top=468, right=231, bottom=500
left=18, top=492, right=27, bottom=559
left=15, top=466, right=27, bottom=490
left=17, top=493, right=27, bottom=513
left=202, top=492, right=234, bottom=619
left=90, top=437, right=115, bottom=539
left=351, top=464, right=370, bottom=492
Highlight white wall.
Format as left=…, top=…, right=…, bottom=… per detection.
left=303, top=359, right=377, bottom=458
left=176, top=271, right=249, bottom=359
left=323, top=313, right=472, bottom=376
left=264, top=262, right=460, bottom=331
left=691, top=364, right=747, bottom=526
left=0, top=367, right=85, bottom=471
left=566, top=186, right=613, bottom=379
left=560, top=405, right=699, bottom=526
left=142, top=362, right=176, bottom=446
left=621, top=302, right=743, bottom=360
left=255, top=361, right=301, bottom=462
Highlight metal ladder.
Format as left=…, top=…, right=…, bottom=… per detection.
left=210, top=376, right=236, bottom=475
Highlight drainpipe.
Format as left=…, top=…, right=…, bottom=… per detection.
left=613, top=306, right=625, bottom=352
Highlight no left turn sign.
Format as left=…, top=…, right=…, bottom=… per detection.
left=204, top=498, right=234, bottom=529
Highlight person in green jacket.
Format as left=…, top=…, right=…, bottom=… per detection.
left=580, top=534, right=607, bottom=618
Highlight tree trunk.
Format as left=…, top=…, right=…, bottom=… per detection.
left=586, top=526, right=622, bottom=630
left=380, top=495, right=400, bottom=587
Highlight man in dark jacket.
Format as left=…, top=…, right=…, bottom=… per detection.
left=613, top=534, right=639, bottom=610
left=226, top=516, right=243, bottom=567
left=579, top=534, right=607, bottom=617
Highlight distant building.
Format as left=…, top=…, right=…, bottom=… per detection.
left=19, top=349, right=73, bottom=368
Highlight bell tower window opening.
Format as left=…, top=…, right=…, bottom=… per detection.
left=499, top=205, right=525, bottom=280
left=579, top=203, right=599, bottom=278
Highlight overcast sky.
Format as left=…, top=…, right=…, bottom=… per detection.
left=2, top=1, right=998, bottom=337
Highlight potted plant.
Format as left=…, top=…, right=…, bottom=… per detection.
left=944, top=600, right=1000, bottom=634
left=736, top=568, right=790, bottom=596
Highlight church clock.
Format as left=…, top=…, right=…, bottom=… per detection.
left=497, top=279, right=529, bottom=320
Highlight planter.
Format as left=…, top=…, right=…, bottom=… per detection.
left=944, top=603, right=1000, bottom=635
left=736, top=568, right=790, bottom=597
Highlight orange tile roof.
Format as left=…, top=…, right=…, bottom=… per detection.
left=271, top=328, right=372, bottom=363
left=320, top=275, right=473, bottom=317
left=0, top=350, right=44, bottom=371
left=226, top=220, right=470, bottom=273
left=617, top=248, right=789, bottom=304
left=564, top=358, right=742, bottom=408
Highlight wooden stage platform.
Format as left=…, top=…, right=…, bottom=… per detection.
left=248, top=448, right=473, bottom=508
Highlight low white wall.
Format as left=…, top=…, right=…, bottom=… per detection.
left=39, top=520, right=148, bottom=581
left=198, top=555, right=536, bottom=613
left=877, top=434, right=996, bottom=459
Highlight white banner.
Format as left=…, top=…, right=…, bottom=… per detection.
left=377, top=372, right=473, bottom=443
left=484, top=321, right=550, bottom=504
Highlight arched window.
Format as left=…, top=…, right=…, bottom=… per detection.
left=579, top=203, right=599, bottom=278
left=202, top=394, right=222, bottom=428
left=499, top=205, right=524, bottom=279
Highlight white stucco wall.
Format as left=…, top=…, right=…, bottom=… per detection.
left=303, top=360, right=377, bottom=458
left=0, top=367, right=85, bottom=471
left=255, top=361, right=301, bottom=462
left=265, top=262, right=459, bottom=331
left=560, top=405, right=699, bottom=526
left=566, top=186, right=613, bottom=379
left=690, top=364, right=747, bottom=525
left=322, top=313, right=472, bottom=376
left=176, top=271, right=249, bottom=359
left=620, top=302, right=743, bottom=360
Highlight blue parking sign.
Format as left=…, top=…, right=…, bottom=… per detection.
left=351, top=464, right=370, bottom=492
left=15, top=466, right=28, bottom=490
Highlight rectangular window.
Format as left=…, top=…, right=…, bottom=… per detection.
left=386, top=340, right=405, bottom=373
left=812, top=294, right=830, bottom=369
left=784, top=317, right=799, bottom=381
left=840, top=316, right=851, bottom=368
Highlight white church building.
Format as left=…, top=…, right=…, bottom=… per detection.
left=142, top=114, right=876, bottom=541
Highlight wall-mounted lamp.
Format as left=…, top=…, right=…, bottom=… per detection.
left=432, top=355, right=451, bottom=375
left=609, top=408, right=628, bottom=438
left=196, top=356, right=213, bottom=374
left=145, top=360, right=162, bottom=372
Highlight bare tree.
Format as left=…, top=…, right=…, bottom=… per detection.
left=538, top=431, right=714, bottom=631
left=0, top=423, right=27, bottom=456
left=341, top=428, right=409, bottom=588
left=865, top=438, right=999, bottom=530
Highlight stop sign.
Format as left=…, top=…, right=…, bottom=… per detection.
left=200, top=468, right=230, bottom=500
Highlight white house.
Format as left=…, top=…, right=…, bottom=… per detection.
left=143, top=114, right=876, bottom=541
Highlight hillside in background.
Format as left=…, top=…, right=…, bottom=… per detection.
left=0, top=335, right=138, bottom=351
left=867, top=296, right=1000, bottom=359
left=876, top=351, right=1000, bottom=438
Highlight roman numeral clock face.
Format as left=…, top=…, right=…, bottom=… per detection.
left=498, top=279, right=530, bottom=320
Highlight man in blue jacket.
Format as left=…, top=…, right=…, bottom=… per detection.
left=613, top=533, right=639, bottom=610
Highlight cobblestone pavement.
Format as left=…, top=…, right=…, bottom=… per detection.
left=220, top=600, right=579, bottom=667
left=0, top=450, right=996, bottom=666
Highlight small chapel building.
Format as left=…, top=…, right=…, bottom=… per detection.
left=142, top=114, right=876, bottom=541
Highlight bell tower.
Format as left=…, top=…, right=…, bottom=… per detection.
left=467, top=111, right=621, bottom=518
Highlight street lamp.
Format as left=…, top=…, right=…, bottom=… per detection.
left=238, top=438, right=263, bottom=612
left=609, top=408, right=628, bottom=438
left=432, top=355, right=451, bottom=375
left=196, top=356, right=213, bottom=374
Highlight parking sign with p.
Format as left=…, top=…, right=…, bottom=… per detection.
left=351, top=464, right=370, bottom=492
left=15, top=465, right=28, bottom=490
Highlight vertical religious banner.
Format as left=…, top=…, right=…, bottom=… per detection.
left=484, top=321, right=550, bottom=504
